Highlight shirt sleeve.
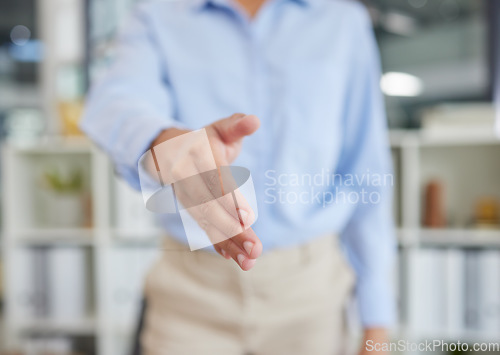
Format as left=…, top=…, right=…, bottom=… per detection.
left=80, top=5, right=179, bottom=190
left=336, top=5, right=397, bottom=328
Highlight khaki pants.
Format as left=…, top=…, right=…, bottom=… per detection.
left=141, top=235, right=355, bottom=355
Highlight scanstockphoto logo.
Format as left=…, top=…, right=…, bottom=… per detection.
left=137, top=129, right=258, bottom=251
left=264, top=169, right=394, bottom=207
left=366, top=339, right=500, bottom=353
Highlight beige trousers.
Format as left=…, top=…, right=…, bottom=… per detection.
left=141, top=235, right=355, bottom=355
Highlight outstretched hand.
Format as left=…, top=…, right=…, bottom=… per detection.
left=150, top=113, right=262, bottom=270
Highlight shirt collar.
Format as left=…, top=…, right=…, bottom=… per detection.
left=189, top=0, right=311, bottom=12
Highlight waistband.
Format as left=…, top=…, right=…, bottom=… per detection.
left=161, top=233, right=342, bottom=269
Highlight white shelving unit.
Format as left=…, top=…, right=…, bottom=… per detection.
left=1, top=139, right=161, bottom=354
left=391, top=130, right=500, bottom=354
left=2, top=130, right=500, bottom=354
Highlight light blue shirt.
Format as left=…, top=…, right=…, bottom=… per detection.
left=81, top=0, right=397, bottom=327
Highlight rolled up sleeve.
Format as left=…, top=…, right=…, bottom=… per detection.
left=80, top=5, right=178, bottom=189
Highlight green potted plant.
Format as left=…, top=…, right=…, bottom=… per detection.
left=42, top=168, right=85, bottom=228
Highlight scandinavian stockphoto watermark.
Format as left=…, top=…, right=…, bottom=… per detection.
left=365, top=339, right=500, bottom=353
left=264, top=169, right=394, bottom=207
left=136, top=129, right=394, bottom=249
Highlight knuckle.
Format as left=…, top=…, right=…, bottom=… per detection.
left=217, top=240, right=230, bottom=252
left=222, top=220, right=242, bottom=238
left=188, top=141, right=205, bottom=158
left=199, top=202, right=210, bottom=217
left=187, top=146, right=198, bottom=159
left=199, top=194, right=212, bottom=206
left=170, top=161, right=186, bottom=181
left=206, top=172, right=220, bottom=195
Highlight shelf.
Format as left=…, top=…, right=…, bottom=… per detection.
left=406, top=329, right=500, bottom=344
left=399, top=228, right=500, bottom=248
left=5, top=137, right=93, bottom=155
left=13, top=228, right=95, bottom=246
left=16, top=316, right=97, bottom=335
left=418, top=132, right=500, bottom=147
left=389, top=129, right=419, bottom=147
left=388, top=129, right=500, bottom=148
left=0, top=82, right=40, bottom=109
left=420, top=228, right=500, bottom=247
left=112, top=229, right=164, bottom=247
left=109, top=321, right=135, bottom=337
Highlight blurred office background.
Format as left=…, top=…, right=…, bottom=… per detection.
left=0, top=0, right=499, bottom=354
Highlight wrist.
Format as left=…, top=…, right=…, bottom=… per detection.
left=363, top=327, right=389, bottom=345
left=151, top=127, right=190, bottom=149
left=364, top=327, right=388, bottom=336
left=360, top=328, right=390, bottom=354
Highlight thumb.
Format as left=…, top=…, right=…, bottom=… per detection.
left=211, top=114, right=260, bottom=144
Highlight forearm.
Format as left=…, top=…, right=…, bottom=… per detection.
left=360, top=327, right=390, bottom=354
left=151, top=127, right=191, bottom=148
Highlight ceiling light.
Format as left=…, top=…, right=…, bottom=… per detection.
left=380, top=72, right=424, bottom=97
left=382, top=12, right=418, bottom=36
